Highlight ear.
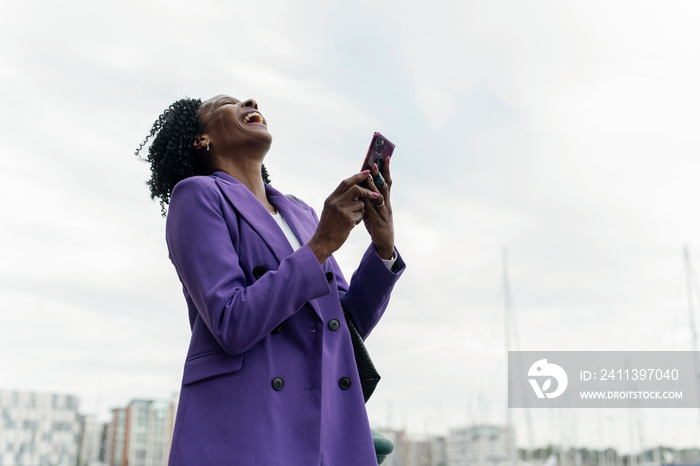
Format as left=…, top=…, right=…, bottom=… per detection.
left=193, top=135, right=210, bottom=152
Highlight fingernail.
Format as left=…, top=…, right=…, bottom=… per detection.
left=362, top=169, right=370, bottom=175
left=373, top=192, right=380, bottom=197
left=373, top=163, right=378, bottom=171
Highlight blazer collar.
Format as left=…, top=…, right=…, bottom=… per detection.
left=211, top=171, right=314, bottom=262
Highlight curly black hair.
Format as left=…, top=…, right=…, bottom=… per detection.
left=136, top=97, right=271, bottom=216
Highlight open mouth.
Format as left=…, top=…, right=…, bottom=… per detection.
left=242, top=111, right=266, bottom=125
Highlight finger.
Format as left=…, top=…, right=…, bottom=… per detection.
left=361, top=196, right=385, bottom=221
left=350, top=197, right=365, bottom=214
left=381, top=156, right=392, bottom=189
left=363, top=166, right=388, bottom=208
left=373, top=192, right=386, bottom=210
left=369, top=163, right=384, bottom=192
left=365, top=165, right=380, bottom=194
left=370, top=162, right=386, bottom=191
left=345, top=183, right=381, bottom=203
left=376, top=158, right=392, bottom=211
left=360, top=197, right=374, bottom=215
left=351, top=208, right=364, bottom=225
left=334, top=170, right=371, bottom=196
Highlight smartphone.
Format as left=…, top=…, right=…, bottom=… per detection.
left=361, top=132, right=395, bottom=189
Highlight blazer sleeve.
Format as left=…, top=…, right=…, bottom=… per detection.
left=339, top=245, right=405, bottom=339
left=165, top=177, right=332, bottom=356
left=300, top=205, right=406, bottom=340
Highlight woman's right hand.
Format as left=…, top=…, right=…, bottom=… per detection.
left=307, top=170, right=381, bottom=264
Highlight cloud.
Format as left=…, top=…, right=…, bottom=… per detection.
left=2, top=0, right=700, bottom=450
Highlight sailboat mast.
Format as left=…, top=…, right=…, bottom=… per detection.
left=682, top=245, right=700, bottom=434
left=503, top=249, right=515, bottom=465
left=502, top=248, right=534, bottom=464
left=503, top=248, right=513, bottom=353
left=684, top=246, right=698, bottom=353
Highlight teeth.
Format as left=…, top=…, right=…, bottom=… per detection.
left=242, top=112, right=264, bottom=124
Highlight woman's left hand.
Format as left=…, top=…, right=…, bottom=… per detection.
left=362, top=157, right=395, bottom=260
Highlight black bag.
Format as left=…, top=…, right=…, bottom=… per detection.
left=340, top=301, right=381, bottom=402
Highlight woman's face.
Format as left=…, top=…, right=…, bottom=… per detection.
left=198, top=94, right=272, bottom=153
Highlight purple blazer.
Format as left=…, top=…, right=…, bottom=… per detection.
left=165, top=171, right=404, bottom=466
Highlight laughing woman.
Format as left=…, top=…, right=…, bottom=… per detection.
left=136, top=95, right=405, bottom=465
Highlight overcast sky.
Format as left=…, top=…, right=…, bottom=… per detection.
left=2, top=0, right=700, bottom=453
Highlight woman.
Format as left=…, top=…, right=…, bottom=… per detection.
left=136, top=95, right=405, bottom=465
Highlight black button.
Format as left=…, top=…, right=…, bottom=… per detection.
left=328, top=319, right=340, bottom=331
left=272, top=325, right=283, bottom=334
left=325, top=272, right=334, bottom=283
left=253, top=266, right=266, bottom=279
left=272, top=377, right=285, bottom=390
left=339, top=377, right=351, bottom=390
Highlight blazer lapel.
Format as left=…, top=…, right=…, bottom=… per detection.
left=213, top=171, right=293, bottom=263
left=266, top=189, right=316, bottom=246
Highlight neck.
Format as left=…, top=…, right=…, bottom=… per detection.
left=213, top=159, right=276, bottom=214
